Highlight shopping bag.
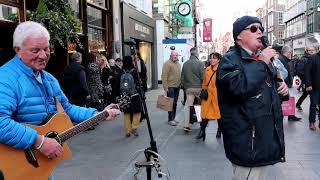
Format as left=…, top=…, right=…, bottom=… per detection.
left=156, top=95, right=173, bottom=111
left=194, top=105, right=202, bottom=122
left=281, top=97, right=295, bottom=116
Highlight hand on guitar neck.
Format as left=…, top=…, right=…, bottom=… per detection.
left=103, top=103, right=121, bottom=121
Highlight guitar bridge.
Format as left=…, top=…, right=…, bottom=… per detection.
left=25, top=149, right=39, bottom=167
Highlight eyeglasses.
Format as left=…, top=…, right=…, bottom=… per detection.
left=244, top=25, right=264, bottom=33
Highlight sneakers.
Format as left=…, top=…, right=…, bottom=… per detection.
left=168, top=121, right=177, bottom=126
left=183, top=127, right=192, bottom=133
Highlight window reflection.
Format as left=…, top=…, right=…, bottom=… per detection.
left=87, top=6, right=103, bottom=27
left=87, top=0, right=105, bottom=7
left=0, top=4, right=19, bottom=22
left=68, top=0, right=80, bottom=18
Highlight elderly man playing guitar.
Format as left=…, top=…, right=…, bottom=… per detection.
left=0, top=21, right=121, bottom=180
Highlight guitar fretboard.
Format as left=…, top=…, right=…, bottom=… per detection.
left=57, top=111, right=108, bottom=143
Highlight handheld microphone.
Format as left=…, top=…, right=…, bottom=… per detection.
left=260, top=35, right=269, bottom=48
left=260, top=35, right=275, bottom=62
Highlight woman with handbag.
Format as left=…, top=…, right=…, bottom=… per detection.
left=196, top=52, right=222, bottom=141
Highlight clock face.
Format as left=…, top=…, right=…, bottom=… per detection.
left=177, top=2, right=191, bottom=16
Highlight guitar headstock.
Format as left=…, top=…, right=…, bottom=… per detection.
left=115, top=95, right=131, bottom=112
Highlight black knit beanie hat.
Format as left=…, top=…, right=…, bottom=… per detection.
left=233, top=16, right=262, bottom=41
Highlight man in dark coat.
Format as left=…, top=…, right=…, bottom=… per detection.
left=305, top=50, right=320, bottom=130
left=295, top=47, right=315, bottom=111
left=278, top=46, right=302, bottom=121
left=217, top=16, right=288, bottom=180
left=63, top=52, right=90, bottom=106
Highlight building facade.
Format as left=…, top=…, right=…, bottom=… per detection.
left=120, top=0, right=157, bottom=88
left=0, top=0, right=113, bottom=82
left=283, top=0, right=307, bottom=55
left=258, top=0, right=286, bottom=46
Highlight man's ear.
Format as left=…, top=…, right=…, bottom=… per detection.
left=14, top=47, right=20, bottom=54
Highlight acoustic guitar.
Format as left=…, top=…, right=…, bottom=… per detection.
left=0, top=95, right=130, bottom=180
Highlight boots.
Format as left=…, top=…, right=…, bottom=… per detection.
left=196, top=119, right=208, bottom=141
left=216, top=128, right=222, bottom=138
left=195, top=128, right=206, bottom=141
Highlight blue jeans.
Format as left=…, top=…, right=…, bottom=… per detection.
left=167, top=87, right=180, bottom=121
left=309, top=90, right=320, bottom=123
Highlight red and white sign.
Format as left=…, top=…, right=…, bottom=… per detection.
left=203, top=18, right=212, bottom=42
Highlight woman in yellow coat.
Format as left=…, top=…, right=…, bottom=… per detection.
left=196, top=52, right=221, bottom=141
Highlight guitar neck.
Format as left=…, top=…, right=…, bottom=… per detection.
left=57, top=111, right=108, bottom=143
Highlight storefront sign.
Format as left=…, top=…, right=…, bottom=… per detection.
left=203, top=18, right=212, bottom=42
left=135, top=23, right=150, bottom=35
left=293, top=38, right=305, bottom=49
left=177, top=33, right=193, bottom=39
left=128, top=19, right=153, bottom=41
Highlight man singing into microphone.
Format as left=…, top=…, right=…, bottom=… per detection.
left=217, top=16, right=288, bottom=180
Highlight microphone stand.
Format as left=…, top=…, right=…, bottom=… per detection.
left=132, top=53, right=162, bottom=180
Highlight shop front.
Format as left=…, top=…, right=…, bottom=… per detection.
left=121, top=2, right=157, bottom=89
left=292, top=37, right=306, bottom=56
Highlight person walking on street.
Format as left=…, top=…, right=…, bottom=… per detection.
left=278, top=46, right=302, bottom=121
left=181, top=47, right=205, bottom=133
left=120, top=56, right=143, bottom=137
left=304, top=50, right=320, bottom=130
left=217, top=16, right=288, bottom=180
left=295, top=47, right=316, bottom=111
left=0, top=21, right=120, bottom=180
left=109, top=58, right=123, bottom=103
left=86, top=53, right=105, bottom=111
left=161, top=50, right=181, bottom=126
left=63, top=52, right=90, bottom=106
left=195, top=52, right=221, bottom=141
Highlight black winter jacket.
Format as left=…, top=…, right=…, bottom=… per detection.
left=278, top=55, right=293, bottom=87
left=217, top=45, right=285, bottom=167
left=305, top=52, right=320, bottom=90
left=63, top=63, right=90, bottom=106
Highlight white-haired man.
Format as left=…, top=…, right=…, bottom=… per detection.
left=0, top=21, right=120, bottom=179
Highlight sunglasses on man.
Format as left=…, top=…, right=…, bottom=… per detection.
left=244, top=25, right=264, bottom=33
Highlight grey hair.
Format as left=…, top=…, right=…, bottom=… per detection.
left=281, top=46, right=292, bottom=54
left=190, top=47, right=198, bottom=56
left=70, top=52, right=82, bottom=63
left=13, top=21, right=50, bottom=48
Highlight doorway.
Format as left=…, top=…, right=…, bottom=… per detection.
left=0, top=23, right=16, bottom=66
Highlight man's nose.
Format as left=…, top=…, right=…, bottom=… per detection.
left=38, top=49, right=49, bottom=59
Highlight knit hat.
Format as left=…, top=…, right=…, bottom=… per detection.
left=233, top=16, right=262, bottom=41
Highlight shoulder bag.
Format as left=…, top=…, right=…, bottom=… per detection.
left=199, top=70, right=216, bottom=100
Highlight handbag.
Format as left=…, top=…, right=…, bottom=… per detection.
left=156, top=95, right=174, bottom=111
left=199, top=70, right=216, bottom=100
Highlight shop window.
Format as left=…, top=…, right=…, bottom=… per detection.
left=0, top=4, right=19, bottom=22
left=88, top=27, right=105, bottom=52
left=87, top=6, right=103, bottom=27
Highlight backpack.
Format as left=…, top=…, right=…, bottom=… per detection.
left=120, top=69, right=137, bottom=95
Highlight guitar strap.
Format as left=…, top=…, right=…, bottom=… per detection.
left=54, top=96, right=65, bottom=113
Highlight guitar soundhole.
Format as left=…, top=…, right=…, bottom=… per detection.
left=45, top=131, right=63, bottom=145
left=46, top=131, right=58, bottom=138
